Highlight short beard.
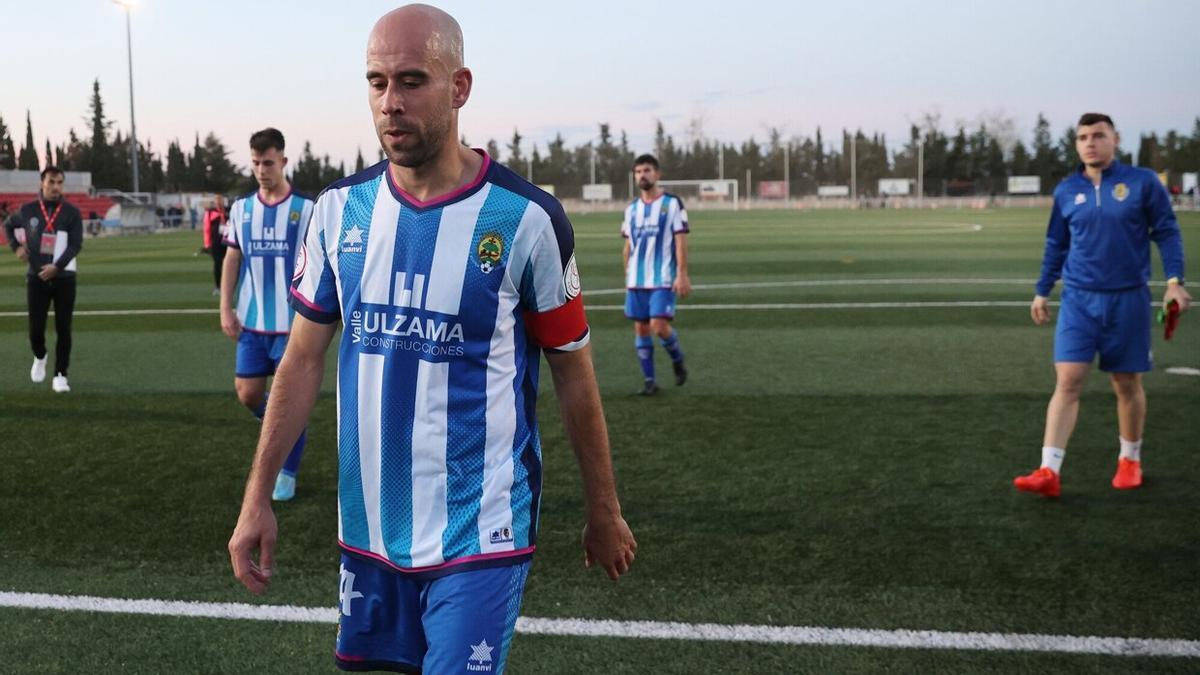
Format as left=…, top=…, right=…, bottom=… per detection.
left=638, top=180, right=654, bottom=191
left=380, top=116, right=452, bottom=169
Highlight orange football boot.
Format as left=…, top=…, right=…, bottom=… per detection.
left=1112, top=458, right=1143, bottom=489
left=1013, top=467, right=1061, bottom=497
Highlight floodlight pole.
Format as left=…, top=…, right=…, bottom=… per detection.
left=718, top=143, right=724, bottom=180
left=850, top=134, right=857, bottom=201
left=917, top=140, right=924, bottom=207
left=117, top=1, right=140, bottom=193
left=590, top=144, right=596, bottom=185
left=783, top=143, right=790, bottom=204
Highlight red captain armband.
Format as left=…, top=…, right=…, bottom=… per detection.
left=524, top=295, right=588, bottom=350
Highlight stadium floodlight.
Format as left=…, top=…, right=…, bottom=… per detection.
left=113, top=0, right=140, bottom=193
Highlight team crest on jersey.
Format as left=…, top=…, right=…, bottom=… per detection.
left=289, top=210, right=300, bottom=224
left=1112, top=183, right=1129, bottom=202
left=30, top=217, right=39, bottom=227
left=476, top=233, right=503, bottom=274
left=341, top=224, right=365, bottom=253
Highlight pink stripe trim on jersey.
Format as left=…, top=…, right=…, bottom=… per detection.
left=339, top=541, right=535, bottom=574
left=290, top=286, right=332, bottom=313
left=257, top=188, right=294, bottom=207
left=334, top=651, right=365, bottom=662
left=385, top=149, right=490, bottom=209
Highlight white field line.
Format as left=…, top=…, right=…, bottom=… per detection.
left=0, top=308, right=219, bottom=318
left=0, top=592, right=1196, bottom=658
left=588, top=301, right=1043, bottom=310
left=0, top=277, right=1173, bottom=317
left=0, top=302, right=1048, bottom=318
left=584, top=278, right=1039, bottom=296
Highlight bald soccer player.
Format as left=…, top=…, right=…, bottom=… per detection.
left=227, top=6, right=636, bottom=673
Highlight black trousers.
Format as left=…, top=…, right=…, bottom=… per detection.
left=27, top=275, right=77, bottom=377
left=211, top=241, right=227, bottom=289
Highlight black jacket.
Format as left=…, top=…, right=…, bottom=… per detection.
left=4, top=197, right=84, bottom=278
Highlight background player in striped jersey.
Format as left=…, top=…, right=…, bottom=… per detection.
left=228, top=6, right=636, bottom=673
left=622, top=154, right=691, bottom=395
left=219, top=128, right=315, bottom=501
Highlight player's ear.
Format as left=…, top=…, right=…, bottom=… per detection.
left=451, top=67, right=472, bottom=109
left=281, top=156, right=289, bottom=170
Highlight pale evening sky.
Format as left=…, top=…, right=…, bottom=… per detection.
left=2, top=0, right=1198, bottom=173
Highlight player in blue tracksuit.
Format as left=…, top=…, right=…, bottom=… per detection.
left=1014, top=113, right=1190, bottom=498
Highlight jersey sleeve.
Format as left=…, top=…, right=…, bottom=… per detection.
left=519, top=201, right=589, bottom=352
left=1143, top=173, right=1186, bottom=281
left=1036, top=191, right=1070, bottom=297
left=620, top=204, right=632, bottom=239
left=671, top=196, right=690, bottom=233
left=289, top=194, right=340, bottom=324
left=223, top=201, right=241, bottom=249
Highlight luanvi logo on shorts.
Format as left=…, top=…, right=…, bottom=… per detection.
left=467, top=638, right=494, bottom=672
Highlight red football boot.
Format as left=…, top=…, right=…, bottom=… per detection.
left=1013, top=467, right=1061, bottom=497
left=1112, top=458, right=1143, bottom=490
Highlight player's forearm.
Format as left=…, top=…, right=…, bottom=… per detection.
left=220, top=251, right=240, bottom=311
left=622, top=240, right=630, bottom=269
left=243, top=349, right=325, bottom=504
left=548, top=347, right=622, bottom=516
left=675, top=236, right=689, bottom=278
left=1154, top=233, right=1186, bottom=281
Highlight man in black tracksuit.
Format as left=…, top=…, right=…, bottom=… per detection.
left=4, top=166, right=83, bottom=393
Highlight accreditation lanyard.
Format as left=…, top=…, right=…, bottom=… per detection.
left=38, top=200, right=63, bottom=255
left=39, top=200, right=63, bottom=234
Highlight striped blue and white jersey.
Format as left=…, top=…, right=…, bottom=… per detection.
left=225, top=190, right=314, bottom=334
left=621, top=192, right=689, bottom=289
left=290, top=152, right=589, bottom=577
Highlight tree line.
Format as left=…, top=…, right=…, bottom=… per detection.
left=0, top=80, right=352, bottom=197
left=3, top=80, right=1198, bottom=200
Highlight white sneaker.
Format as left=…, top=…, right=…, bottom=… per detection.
left=31, top=356, right=47, bottom=383
left=52, top=375, right=70, bottom=393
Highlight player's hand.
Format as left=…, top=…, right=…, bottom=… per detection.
left=1164, top=283, right=1192, bottom=314
left=15, top=246, right=28, bottom=262
left=221, top=307, right=242, bottom=340
left=582, top=510, right=637, bottom=581
left=1030, top=295, right=1051, bottom=325
left=673, top=274, right=691, bottom=298
left=228, top=502, right=277, bottom=595
left=37, top=264, right=58, bottom=281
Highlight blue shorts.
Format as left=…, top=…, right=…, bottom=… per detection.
left=1054, top=285, right=1152, bottom=372
left=625, top=288, right=676, bottom=321
left=335, top=552, right=530, bottom=673
left=235, top=330, right=289, bottom=378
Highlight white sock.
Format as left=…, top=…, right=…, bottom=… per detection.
left=1119, top=437, right=1142, bottom=462
left=1040, top=446, right=1065, bottom=474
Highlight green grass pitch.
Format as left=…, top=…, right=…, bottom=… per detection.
left=0, top=207, right=1197, bottom=673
